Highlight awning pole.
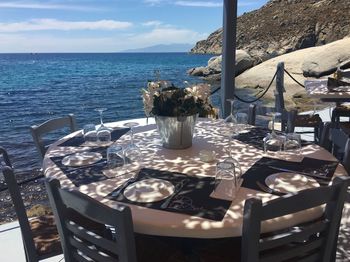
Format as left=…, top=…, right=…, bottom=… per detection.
left=221, top=0, right=238, bottom=117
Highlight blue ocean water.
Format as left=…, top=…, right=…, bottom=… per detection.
left=0, top=53, right=217, bottom=171
left=0, top=52, right=258, bottom=172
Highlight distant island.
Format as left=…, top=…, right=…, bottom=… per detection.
left=122, top=43, right=193, bottom=53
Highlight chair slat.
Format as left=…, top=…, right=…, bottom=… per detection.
left=45, top=179, right=137, bottom=262
left=241, top=176, right=350, bottom=262
left=66, top=221, right=118, bottom=255
left=297, top=252, right=322, bottom=262
left=261, top=185, right=338, bottom=220
left=259, top=220, right=328, bottom=251
left=260, top=237, right=324, bottom=262
left=69, top=236, right=115, bottom=262
left=72, top=251, right=93, bottom=262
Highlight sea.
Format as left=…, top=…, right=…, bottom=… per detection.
left=0, top=52, right=254, bottom=172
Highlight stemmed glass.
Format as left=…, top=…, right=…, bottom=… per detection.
left=95, top=108, right=112, bottom=145
left=95, top=108, right=112, bottom=131
left=224, top=99, right=238, bottom=124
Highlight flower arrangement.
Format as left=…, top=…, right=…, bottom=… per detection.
left=142, top=81, right=214, bottom=117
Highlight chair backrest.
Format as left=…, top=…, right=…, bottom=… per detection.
left=30, top=114, right=77, bottom=160
left=0, top=146, right=12, bottom=167
left=2, top=166, right=39, bottom=262
left=247, top=104, right=256, bottom=125
left=330, top=127, right=350, bottom=174
left=241, top=176, right=350, bottom=262
left=45, top=179, right=137, bottom=262
left=319, top=122, right=333, bottom=152
left=250, top=106, right=295, bottom=133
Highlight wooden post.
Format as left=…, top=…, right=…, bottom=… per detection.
left=221, top=0, right=238, bottom=117
left=275, top=62, right=285, bottom=113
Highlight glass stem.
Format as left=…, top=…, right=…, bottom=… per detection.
left=131, top=128, right=134, bottom=145
left=100, top=112, right=104, bottom=127
left=230, top=101, right=234, bottom=116
left=271, top=115, right=275, bottom=135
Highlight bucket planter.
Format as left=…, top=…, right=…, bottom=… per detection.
left=155, top=114, right=197, bottom=149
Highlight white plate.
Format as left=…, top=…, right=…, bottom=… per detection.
left=62, top=152, right=103, bottom=167
left=265, top=172, right=319, bottom=194
left=124, top=178, right=175, bottom=203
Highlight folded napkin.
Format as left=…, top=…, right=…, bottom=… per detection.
left=106, top=168, right=232, bottom=221
left=58, top=127, right=130, bottom=147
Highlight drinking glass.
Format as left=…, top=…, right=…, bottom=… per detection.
left=123, top=122, right=141, bottom=165
left=107, top=145, right=125, bottom=169
left=232, top=112, right=248, bottom=137
left=83, top=124, right=97, bottom=143
left=263, top=111, right=285, bottom=153
left=97, top=129, right=111, bottom=146
left=124, top=122, right=139, bottom=146
left=224, top=99, right=238, bottom=124
left=283, top=133, right=302, bottom=160
left=214, top=161, right=239, bottom=199
left=124, top=145, right=141, bottom=165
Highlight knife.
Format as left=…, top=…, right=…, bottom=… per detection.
left=160, top=179, right=189, bottom=209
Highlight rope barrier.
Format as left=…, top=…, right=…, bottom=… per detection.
left=284, top=69, right=305, bottom=88
left=234, top=69, right=278, bottom=103
left=210, top=66, right=305, bottom=104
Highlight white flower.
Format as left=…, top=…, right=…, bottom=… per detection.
left=147, top=81, right=161, bottom=93
left=187, top=83, right=211, bottom=101
left=142, top=89, right=154, bottom=115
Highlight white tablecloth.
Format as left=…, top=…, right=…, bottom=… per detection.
left=43, top=118, right=347, bottom=238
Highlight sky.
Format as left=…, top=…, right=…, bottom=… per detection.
left=0, top=0, right=268, bottom=53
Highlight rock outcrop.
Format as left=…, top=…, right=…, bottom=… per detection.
left=187, top=50, right=254, bottom=80
left=235, top=37, right=350, bottom=108
left=191, top=0, right=350, bottom=64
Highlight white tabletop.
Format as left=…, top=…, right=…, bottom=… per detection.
left=43, top=118, right=347, bottom=239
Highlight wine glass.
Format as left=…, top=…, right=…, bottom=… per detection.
left=224, top=99, right=237, bottom=124
left=95, top=108, right=112, bottom=131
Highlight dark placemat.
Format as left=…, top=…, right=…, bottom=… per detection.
left=234, top=127, right=312, bottom=150
left=50, top=147, right=112, bottom=187
left=106, top=168, right=232, bottom=221
left=241, top=157, right=338, bottom=196
left=58, top=128, right=130, bottom=147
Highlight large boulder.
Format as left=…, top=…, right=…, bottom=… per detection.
left=302, top=39, right=350, bottom=77
left=188, top=50, right=254, bottom=79
left=235, top=37, right=350, bottom=107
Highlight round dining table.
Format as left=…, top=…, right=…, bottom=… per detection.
left=43, top=117, right=347, bottom=239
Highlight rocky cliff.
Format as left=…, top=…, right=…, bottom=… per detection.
left=191, top=0, right=350, bottom=63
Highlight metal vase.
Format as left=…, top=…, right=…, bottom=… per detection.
left=155, top=114, right=197, bottom=149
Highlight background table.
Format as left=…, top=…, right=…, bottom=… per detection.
left=43, top=118, right=347, bottom=239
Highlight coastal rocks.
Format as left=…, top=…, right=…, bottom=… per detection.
left=191, top=0, right=350, bottom=65
left=187, top=50, right=254, bottom=80
left=235, top=37, right=350, bottom=108
left=302, top=38, right=350, bottom=77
